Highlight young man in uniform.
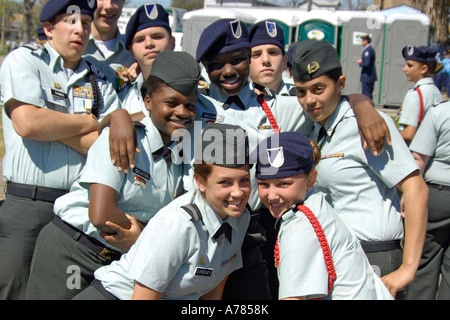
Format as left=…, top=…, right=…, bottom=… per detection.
left=83, top=0, right=135, bottom=91
left=248, top=20, right=292, bottom=96
left=0, top=0, right=121, bottom=299
left=357, top=34, right=377, bottom=100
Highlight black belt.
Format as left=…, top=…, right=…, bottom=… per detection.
left=92, top=279, right=119, bottom=300
left=360, top=240, right=402, bottom=253
left=6, top=182, right=68, bottom=203
left=427, top=183, right=450, bottom=192
left=52, top=215, right=122, bottom=261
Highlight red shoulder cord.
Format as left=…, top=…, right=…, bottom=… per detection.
left=415, top=86, right=424, bottom=125
left=274, top=204, right=337, bottom=296
left=257, top=95, right=280, bottom=134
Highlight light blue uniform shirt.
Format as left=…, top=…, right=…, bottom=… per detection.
left=95, top=190, right=250, bottom=300
left=118, top=73, right=149, bottom=116
left=277, top=188, right=393, bottom=300
left=83, top=32, right=135, bottom=91
left=54, top=116, right=185, bottom=252
left=409, top=100, right=450, bottom=186
left=312, top=98, right=418, bottom=242
left=399, top=77, right=442, bottom=129
left=0, top=42, right=121, bottom=189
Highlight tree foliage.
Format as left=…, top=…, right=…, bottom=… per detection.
left=407, top=0, right=449, bottom=45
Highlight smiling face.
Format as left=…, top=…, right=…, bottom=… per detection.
left=44, top=13, right=92, bottom=70
left=91, top=0, right=124, bottom=39
left=195, top=164, right=251, bottom=220
left=250, top=44, right=287, bottom=92
left=130, top=26, right=175, bottom=78
left=203, top=48, right=251, bottom=96
left=257, top=171, right=317, bottom=219
left=144, top=84, right=196, bottom=146
left=294, top=74, right=345, bottom=125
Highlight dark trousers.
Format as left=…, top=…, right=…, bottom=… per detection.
left=26, top=221, right=115, bottom=300
left=405, top=185, right=450, bottom=300
left=0, top=194, right=54, bottom=300
left=362, top=82, right=375, bottom=100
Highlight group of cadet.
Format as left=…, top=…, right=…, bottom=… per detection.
left=0, top=0, right=448, bottom=301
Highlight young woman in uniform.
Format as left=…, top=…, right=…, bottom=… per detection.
left=26, top=50, right=200, bottom=299
left=254, top=132, right=393, bottom=300
left=290, top=40, right=429, bottom=299
left=406, top=100, right=450, bottom=299
left=398, top=45, right=443, bottom=145
left=73, top=123, right=252, bottom=300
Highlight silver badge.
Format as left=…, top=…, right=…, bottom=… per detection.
left=407, top=45, right=415, bottom=56
left=230, top=20, right=242, bottom=39
left=267, top=147, right=284, bottom=168
left=145, top=3, right=158, bottom=20
left=265, top=21, right=277, bottom=38
left=87, top=0, right=95, bottom=9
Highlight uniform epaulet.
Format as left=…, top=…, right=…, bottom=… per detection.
left=198, top=79, right=210, bottom=96
left=181, top=203, right=203, bottom=223
left=133, top=120, right=146, bottom=128
left=432, top=100, right=449, bottom=108
left=85, top=60, right=107, bottom=81
left=22, top=43, right=44, bottom=52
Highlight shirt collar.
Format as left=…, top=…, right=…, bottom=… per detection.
left=89, top=30, right=125, bottom=52
left=313, top=97, right=350, bottom=143
left=44, top=42, right=89, bottom=81
left=209, top=81, right=253, bottom=110
left=194, top=190, right=241, bottom=244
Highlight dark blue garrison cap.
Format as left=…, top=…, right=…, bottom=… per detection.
left=35, top=25, right=47, bottom=41
left=196, top=19, right=250, bottom=62
left=402, top=45, right=437, bottom=63
left=254, top=132, right=314, bottom=180
left=40, top=0, right=97, bottom=23
left=248, top=20, right=285, bottom=53
left=125, top=3, right=171, bottom=48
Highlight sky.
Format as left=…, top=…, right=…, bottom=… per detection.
left=126, top=0, right=172, bottom=8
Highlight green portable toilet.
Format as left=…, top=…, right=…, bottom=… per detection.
left=378, top=12, right=430, bottom=108
left=237, top=7, right=300, bottom=51
left=337, top=10, right=386, bottom=107
left=295, top=10, right=339, bottom=46
left=182, top=8, right=256, bottom=58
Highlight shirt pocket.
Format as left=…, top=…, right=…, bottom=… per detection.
left=42, top=86, right=68, bottom=113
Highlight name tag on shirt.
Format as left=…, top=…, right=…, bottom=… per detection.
left=195, top=267, right=213, bottom=277
left=51, top=89, right=68, bottom=100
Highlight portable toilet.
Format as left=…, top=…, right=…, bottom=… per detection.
left=337, top=10, right=386, bottom=106
left=378, top=12, right=430, bottom=108
left=236, top=7, right=300, bottom=51
left=182, top=8, right=256, bottom=58
left=295, top=10, right=340, bottom=46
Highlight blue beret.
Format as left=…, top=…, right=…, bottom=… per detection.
left=248, top=20, right=285, bottom=53
left=286, top=41, right=300, bottom=66
left=35, top=25, right=47, bottom=41
left=254, top=132, right=314, bottom=180
left=197, top=123, right=250, bottom=168
left=292, top=40, right=341, bottom=82
left=196, top=19, right=250, bottom=62
left=125, top=3, right=170, bottom=48
left=40, top=0, right=97, bottom=23
left=402, top=45, right=437, bottom=63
